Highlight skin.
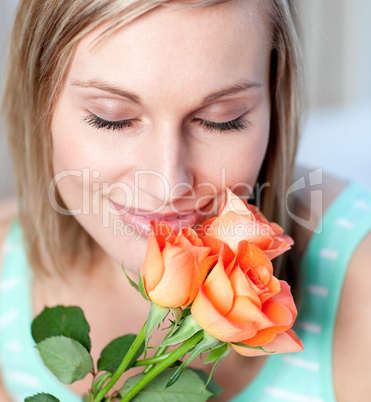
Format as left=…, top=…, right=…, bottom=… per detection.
left=1, top=1, right=371, bottom=401
left=51, top=0, right=272, bottom=277
left=38, top=0, right=273, bottom=396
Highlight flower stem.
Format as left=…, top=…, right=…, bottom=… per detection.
left=95, top=322, right=146, bottom=402
left=142, top=324, right=174, bottom=373
left=120, top=331, right=203, bottom=402
left=142, top=345, right=169, bottom=374
left=135, top=352, right=172, bottom=367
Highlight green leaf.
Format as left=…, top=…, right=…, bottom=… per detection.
left=91, top=372, right=113, bottom=396
left=25, top=394, right=61, bottom=402
left=166, top=331, right=220, bottom=388
left=159, top=315, right=203, bottom=347
left=170, top=307, right=182, bottom=327
left=181, top=331, right=220, bottom=367
left=155, top=309, right=189, bottom=336
left=36, top=336, right=93, bottom=384
left=182, top=307, right=192, bottom=318
left=204, top=343, right=229, bottom=364
left=202, top=344, right=230, bottom=393
left=145, top=303, right=169, bottom=350
left=84, top=393, right=95, bottom=402
left=119, top=367, right=212, bottom=401
left=97, top=334, right=144, bottom=373
left=31, top=306, right=91, bottom=352
left=122, top=264, right=139, bottom=292
left=167, top=307, right=183, bottom=337
left=139, top=273, right=150, bottom=301
left=189, top=368, right=223, bottom=399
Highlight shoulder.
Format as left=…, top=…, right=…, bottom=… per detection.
left=293, top=166, right=371, bottom=398
left=333, top=230, right=371, bottom=401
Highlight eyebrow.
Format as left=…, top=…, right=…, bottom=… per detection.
left=70, top=79, right=263, bottom=105
left=71, top=79, right=141, bottom=104
left=200, top=80, right=263, bottom=105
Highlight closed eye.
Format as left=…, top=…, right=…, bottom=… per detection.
left=84, top=114, right=134, bottom=131
left=84, top=114, right=250, bottom=133
left=199, top=116, right=250, bottom=132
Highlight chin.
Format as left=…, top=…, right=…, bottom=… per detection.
left=83, top=216, right=149, bottom=275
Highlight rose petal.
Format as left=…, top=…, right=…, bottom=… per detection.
left=188, top=252, right=218, bottom=304
left=191, top=290, right=258, bottom=342
left=236, top=241, right=274, bottom=275
left=265, top=246, right=292, bottom=260
left=148, top=245, right=196, bottom=307
left=141, top=234, right=165, bottom=292
left=221, top=188, right=251, bottom=216
left=239, top=281, right=297, bottom=346
left=198, top=188, right=294, bottom=261
left=233, top=329, right=304, bottom=356
left=267, top=221, right=284, bottom=235
left=151, top=221, right=176, bottom=247
left=263, top=297, right=294, bottom=327
left=210, top=211, right=274, bottom=251
left=178, top=226, right=204, bottom=247
left=226, top=295, right=274, bottom=334
left=202, top=249, right=235, bottom=315
left=270, top=281, right=298, bottom=319
left=201, top=236, right=234, bottom=260
left=228, top=265, right=261, bottom=307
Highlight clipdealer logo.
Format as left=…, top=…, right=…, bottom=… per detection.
left=286, top=168, right=323, bottom=234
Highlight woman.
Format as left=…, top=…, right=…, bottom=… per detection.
left=1, top=0, right=371, bottom=400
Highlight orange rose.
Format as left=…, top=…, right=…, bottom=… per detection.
left=197, top=188, right=293, bottom=260
left=140, top=222, right=218, bottom=308
left=191, top=240, right=303, bottom=356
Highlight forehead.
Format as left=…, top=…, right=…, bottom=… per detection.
left=68, top=0, right=272, bottom=104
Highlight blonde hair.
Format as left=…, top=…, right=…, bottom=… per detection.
left=2, top=0, right=302, bottom=276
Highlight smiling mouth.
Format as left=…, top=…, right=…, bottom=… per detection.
left=109, top=199, right=214, bottom=236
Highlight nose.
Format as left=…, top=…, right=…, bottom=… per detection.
left=135, top=122, right=194, bottom=205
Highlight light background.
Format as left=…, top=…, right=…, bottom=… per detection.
left=296, top=0, right=371, bottom=188
left=0, top=0, right=370, bottom=201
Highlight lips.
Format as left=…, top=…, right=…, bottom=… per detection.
left=109, top=199, right=214, bottom=237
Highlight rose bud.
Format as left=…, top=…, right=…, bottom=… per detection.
left=197, top=188, right=294, bottom=260
left=140, top=222, right=218, bottom=308
left=191, top=240, right=303, bottom=355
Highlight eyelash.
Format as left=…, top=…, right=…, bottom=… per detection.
left=84, top=114, right=249, bottom=133
left=84, top=115, right=133, bottom=131
left=199, top=117, right=249, bottom=133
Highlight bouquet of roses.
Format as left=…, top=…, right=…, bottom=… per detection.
left=26, top=188, right=303, bottom=401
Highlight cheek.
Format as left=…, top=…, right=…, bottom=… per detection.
left=229, top=103, right=270, bottom=189
left=51, top=105, right=94, bottom=213
left=51, top=115, right=115, bottom=176
left=194, top=109, right=270, bottom=198
left=51, top=104, right=130, bottom=211
left=51, top=108, right=148, bottom=270
left=229, top=131, right=268, bottom=178
left=51, top=107, right=84, bottom=210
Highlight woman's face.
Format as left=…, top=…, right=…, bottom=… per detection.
left=51, top=0, right=272, bottom=273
